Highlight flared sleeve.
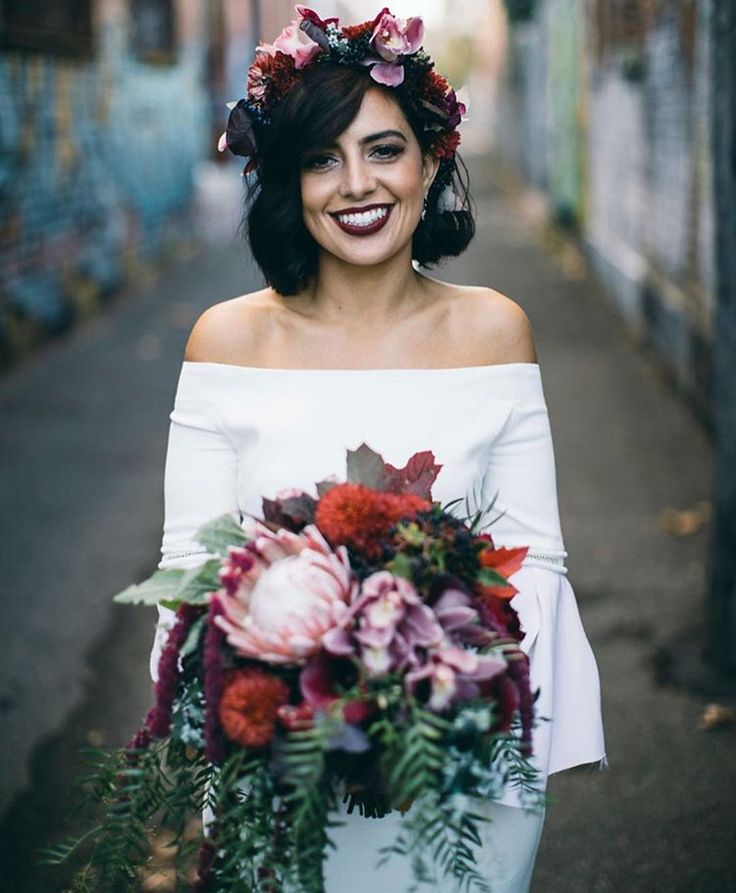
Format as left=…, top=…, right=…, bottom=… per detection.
left=149, top=363, right=241, bottom=682
left=479, top=367, right=607, bottom=806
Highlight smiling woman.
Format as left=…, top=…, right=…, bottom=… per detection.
left=137, top=7, right=606, bottom=893
left=240, top=61, right=475, bottom=296
left=300, top=87, right=440, bottom=263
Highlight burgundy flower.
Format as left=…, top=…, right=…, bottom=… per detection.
left=444, top=89, right=467, bottom=128
left=193, top=839, right=217, bottom=892
left=299, top=652, right=374, bottom=724
left=146, top=603, right=201, bottom=739
left=505, top=653, right=536, bottom=755
left=296, top=5, right=340, bottom=31
left=203, top=598, right=227, bottom=763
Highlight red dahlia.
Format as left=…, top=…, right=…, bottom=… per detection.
left=218, top=667, right=290, bottom=748
left=315, top=483, right=431, bottom=559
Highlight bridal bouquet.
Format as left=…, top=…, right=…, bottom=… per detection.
left=47, top=444, right=543, bottom=893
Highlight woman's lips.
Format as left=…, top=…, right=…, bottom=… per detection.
left=330, top=204, right=394, bottom=237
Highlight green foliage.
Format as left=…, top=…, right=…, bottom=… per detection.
left=195, top=511, right=249, bottom=554
left=171, top=679, right=206, bottom=750
left=175, top=558, right=223, bottom=605
left=114, top=512, right=248, bottom=609
left=112, top=559, right=221, bottom=608
left=488, top=729, right=547, bottom=808
left=477, top=566, right=512, bottom=587
left=113, top=568, right=185, bottom=605
left=383, top=792, right=495, bottom=893
left=39, top=736, right=212, bottom=891
left=43, top=694, right=543, bottom=892
left=384, top=702, right=449, bottom=806
left=280, top=724, right=337, bottom=891
left=203, top=721, right=343, bottom=893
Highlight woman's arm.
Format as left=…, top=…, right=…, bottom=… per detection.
left=478, top=364, right=606, bottom=781
left=150, top=360, right=240, bottom=682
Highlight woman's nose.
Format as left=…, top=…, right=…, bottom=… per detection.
left=339, top=155, right=376, bottom=198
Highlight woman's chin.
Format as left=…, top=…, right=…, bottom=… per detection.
left=322, top=233, right=411, bottom=266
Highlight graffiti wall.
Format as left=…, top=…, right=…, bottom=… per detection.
left=0, top=0, right=210, bottom=367
left=497, top=0, right=716, bottom=418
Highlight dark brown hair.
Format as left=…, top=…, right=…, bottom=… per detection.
left=239, top=63, right=476, bottom=295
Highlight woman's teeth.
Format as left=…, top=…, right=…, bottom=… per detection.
left=336, top=206, right=390, bottom=227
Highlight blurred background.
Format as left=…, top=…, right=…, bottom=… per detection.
left=1, top=0, right=735, bottom=890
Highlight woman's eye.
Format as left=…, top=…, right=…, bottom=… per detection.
left=304, top=154, right=334, bottom=170
left=372, top=144, right=403, bottom=160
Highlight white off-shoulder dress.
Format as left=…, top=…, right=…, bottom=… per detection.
left=149, top=361, right=606, bottom=893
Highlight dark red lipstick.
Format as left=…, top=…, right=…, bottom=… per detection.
left=330, top=202, right=393, bottom=236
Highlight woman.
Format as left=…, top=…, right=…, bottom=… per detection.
left=151, top=7, right=606, bottom=892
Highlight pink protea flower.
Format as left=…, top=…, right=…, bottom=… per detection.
left=213, top=522, right=357, bottom=664
left=323, top=570, right=444, bottom=676
left=405, top=643, right=507, bottom=712
left=256, top=16, right=322, bottom=69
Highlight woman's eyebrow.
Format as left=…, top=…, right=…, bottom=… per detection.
left=318, top=130, right=409, bottom=149
left=325, top=129, right=408, bottom=148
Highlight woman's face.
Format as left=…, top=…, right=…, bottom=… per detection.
left=299, top=87, right=440, bottom=267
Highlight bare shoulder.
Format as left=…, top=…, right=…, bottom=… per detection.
left=448, top=284, right=538, bottom=365
left=183, top=288, right=278, bottom=364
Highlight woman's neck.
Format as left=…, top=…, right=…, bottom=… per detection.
left=293, top=249, right=431, bottom=328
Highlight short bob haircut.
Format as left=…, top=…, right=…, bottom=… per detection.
left=240, top=62, right=476, bottom=296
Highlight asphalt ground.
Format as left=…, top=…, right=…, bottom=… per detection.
left=0, top=154, right=734, bottom=891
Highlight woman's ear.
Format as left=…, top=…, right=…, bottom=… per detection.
left=422, top=152, right=441, bottom=193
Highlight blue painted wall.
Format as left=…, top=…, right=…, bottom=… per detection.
left=0, top=2, right=209, bottom=367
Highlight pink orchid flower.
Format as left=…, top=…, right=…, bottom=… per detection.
left=322, top=570, right=444, bottom=677
left=406, top=643, right=507, bottom=712
left=359, top=10, right=424, bottom=87
left=256, top=16, right=322, bottom=69
left=371, top=10, right=424, bottom=61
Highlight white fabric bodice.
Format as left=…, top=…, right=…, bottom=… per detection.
left=150, top=360, right=606, bottom=809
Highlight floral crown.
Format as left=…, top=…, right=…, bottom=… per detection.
left=217, top=4, right=469, bottom=213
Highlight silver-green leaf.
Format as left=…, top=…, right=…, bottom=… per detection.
left=113, top=569, right=185, bottom=605
left=195, top=512, right=249, bottom=555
